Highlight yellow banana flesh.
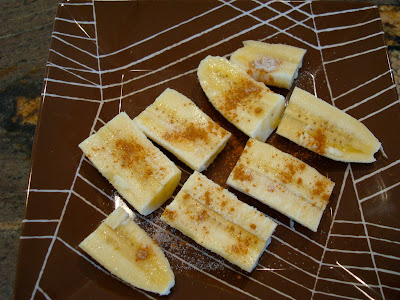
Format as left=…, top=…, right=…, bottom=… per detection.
left=227, top=139, right=335, bottom=232
left=79, top=208, right=175, bottom=295
left=277, top=87, right=381, bottom=162
left=79, top=112, right=181, bottom=215
left=161, top=171, right=276, bottom=272
left=198, top=55, right=285, bottom=141
left=230, top=40, right=306, bottom=89
left=134, top=88, right=231, bottom=172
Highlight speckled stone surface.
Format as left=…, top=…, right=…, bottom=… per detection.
left=380, top=4, right=400, bottom=95
left=0, top=1, right=399, bottom=299
left=1, top=1, right=59, bottom=298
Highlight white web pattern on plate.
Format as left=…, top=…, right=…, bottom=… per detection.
left=22, top=0, right=400, bottom=299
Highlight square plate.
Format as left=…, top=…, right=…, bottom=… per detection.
left=15, top=1, right=400, bottom=299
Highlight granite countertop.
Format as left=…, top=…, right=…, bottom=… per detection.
left=0, top=0, right=399, bottom=299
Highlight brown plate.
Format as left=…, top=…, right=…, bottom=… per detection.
left=15, top=1, right=400, bottom=299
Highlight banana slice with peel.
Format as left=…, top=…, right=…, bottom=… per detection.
left=161, top=171, right=277, bottom=272
left=227, top=139, right=335, bottom=232
left=230, top=40, right=306, bottom=89
left=198, top=55, right=285, bottom=141
left=134, top=88, right=231, bottom=172
left=79, top=112, right=181, bottom=215
left=79, top=207, right=175, bottom=295
left=277, top=87, right=381, bottom=162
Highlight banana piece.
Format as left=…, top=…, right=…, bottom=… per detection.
left=227, top=139, right=335, bottom=232
left=134, top=88, right=231, bottom=172
left=230, top=40, right=306, bottom=89
left=79, top=207, right=175, bottom=295
left=161, top=171, right=277, bottom=272
left=79, top=112, right=181, bottom=215
left=197, top=55, right=285, bottom=141
left=277, top=87, right=381, bottom=162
